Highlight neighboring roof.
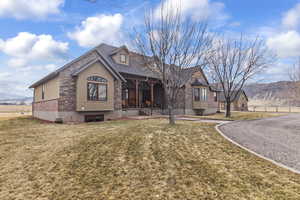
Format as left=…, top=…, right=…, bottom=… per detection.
left=218, top=90, right=248, bottom=102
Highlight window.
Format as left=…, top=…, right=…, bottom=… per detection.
left=120, top=54, right=127, bottom=63
left=122, top=89, right=129, bottom=100
left=193, top=87, right=207, bottom=101
left=85, top=115, right=104, bottom=122
left=87, top=76, right=108, bottom=101
left=87, top=83, right=98, bottom=101
left=214, top=92, right=217, bottom=102
left=42, top=84, right=45, bottom=100
left=202, top=88, right=207, bottom=101
left=87, top=76, right=107, bottom=83
left=98, top=84, right=107, bottom=101
left=194, top=88, right=200, bottom=101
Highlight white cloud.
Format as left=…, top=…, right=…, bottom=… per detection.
left=266, top=31, right=300, bottom=58
left=0, top=32, right=69, bottom=67
left=282, top=3, right=300, bottom=29
left=68, top=14, right=124, bottom=47
left=20, top=64, right=59, bottom=72
left=0, top=0, right=64, bottom=19
left=154, top=0, right=228, bottom=22
left=0, top=72, right=12, bottom=80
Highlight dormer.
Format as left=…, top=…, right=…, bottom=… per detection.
left=110, top=45, right=130, bottom=65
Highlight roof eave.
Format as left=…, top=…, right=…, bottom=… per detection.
left=95, top=49, right=126, bottom=82
left=29, top=72, right=59, bottom=88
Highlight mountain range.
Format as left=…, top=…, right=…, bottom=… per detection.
left=244, top=81, right=300, bottom=106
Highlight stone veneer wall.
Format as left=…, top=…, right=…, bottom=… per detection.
left=114, top=79, right=122, bottom=111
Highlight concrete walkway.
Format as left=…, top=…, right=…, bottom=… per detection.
left=218, top=114, right=300, bottom=172
left=126, top=115, right=228, bottom=124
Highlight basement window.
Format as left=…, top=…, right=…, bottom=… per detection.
left=85, top=115, right=104, bottom=122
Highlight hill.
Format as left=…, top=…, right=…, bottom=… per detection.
left=244, top=81, right=300, bottom=106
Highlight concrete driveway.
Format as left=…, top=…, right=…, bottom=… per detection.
left=219, top=114, right=300, bottom=172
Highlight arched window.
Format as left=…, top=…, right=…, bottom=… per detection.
left=87, top=76, right=108, bottom=101
left=87, top=76, right=107, bottom=83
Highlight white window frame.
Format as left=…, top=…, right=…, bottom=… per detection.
left=120, top=54, right=127, bottom=64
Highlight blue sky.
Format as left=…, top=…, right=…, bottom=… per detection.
left=0, top=0, right=300, bottom=98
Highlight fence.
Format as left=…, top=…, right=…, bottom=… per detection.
left=248, top=106, right=300, bottom=113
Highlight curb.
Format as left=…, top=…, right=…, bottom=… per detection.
left=215, top=122, right=300, bottom=175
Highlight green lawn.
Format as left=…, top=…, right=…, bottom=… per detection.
left=0, top=117, right=299, bottom=199
left=185, top=111, right=285, bottom=121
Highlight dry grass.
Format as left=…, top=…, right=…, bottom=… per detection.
left=0, top=112, right=31, bottom=121
left=1, top=117, right=300, bottom=199
left=185, top=111, right=285, bottom=121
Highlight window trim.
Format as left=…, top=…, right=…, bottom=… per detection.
left=42, top=84, right=45, bottom=100
left=87, top=76, right=108, bottom=102
left=87, top=82, right=108, bottom=102
left=202, top=88, right=207, bottom=101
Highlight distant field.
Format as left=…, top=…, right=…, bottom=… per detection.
left=0, top=105, right=31, bottom=113
left=248, top=99, right=300, bottom=113
left=0, top=105, right=32, bottom=120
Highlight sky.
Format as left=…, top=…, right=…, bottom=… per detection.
left=0, top=0, right=300, bottom=98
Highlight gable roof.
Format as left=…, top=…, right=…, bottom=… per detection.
left=185, top=67, right=220, bottom=92
left=71, top=57, right=122, bottom=79
left=29, top=44, right=130, bottom=88
left=109, top=45, right=130, bottom=56
left=95, top=44, right=160, bottom=78
left=191, top=78, right=209, bottom=86
left=218, top=90, right=248, bottom=102
left=29, top=43, right=213, bottom=89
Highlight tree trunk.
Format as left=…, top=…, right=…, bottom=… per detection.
left=225, top=100, right=231, bottom=118
left=168, top=104, right=175, bottom=125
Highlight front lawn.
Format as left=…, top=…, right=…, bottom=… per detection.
left=0, top=117, right=299, bottom=199
left=185, top=111, right=285, bottom=121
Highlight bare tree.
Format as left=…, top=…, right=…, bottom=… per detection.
left=206, top=36, right=274, bottom=117
left=133, top=1, right=213, bottom=124
left=288, top=58, right=300, bottom=105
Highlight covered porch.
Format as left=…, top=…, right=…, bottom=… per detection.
left=121, top=74, right=164, bottom=110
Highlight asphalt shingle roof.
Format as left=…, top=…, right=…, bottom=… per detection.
left=218, top=90, right=248, bottom=102
left=95, top=44, right=160, bottom=79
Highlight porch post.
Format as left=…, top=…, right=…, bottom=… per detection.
left=151, top=82, right=154, bottom=108
left=135, top=80, right=139, bottom=108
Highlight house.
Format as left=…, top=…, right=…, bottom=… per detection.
left=218, top=90, right=248, bottom=111
left=29, top=43, right=220, bottom=123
